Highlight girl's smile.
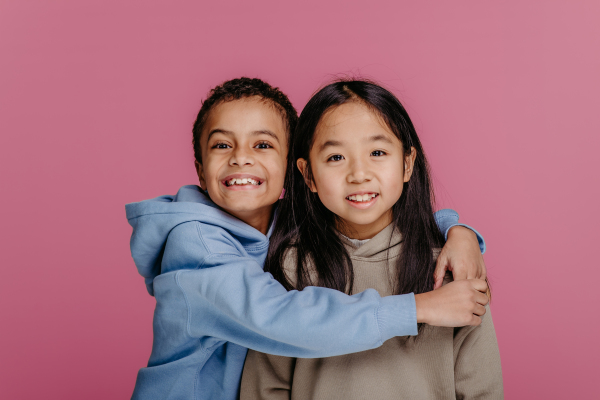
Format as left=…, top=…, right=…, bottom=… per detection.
left=345, top=192, right=379, bottom=209
left=298, top=101, right=416, bottom=240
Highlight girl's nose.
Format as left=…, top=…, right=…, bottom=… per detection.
left=347, top=159, right=372, bottom=183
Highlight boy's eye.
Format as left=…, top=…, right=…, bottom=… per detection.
left=255, top=141, right=272, bottom=149
left=371, top=150, right=386, bottom=157
left=328, top=154, right=344, bottom=162
left=212, top=142, right=231, bottom=149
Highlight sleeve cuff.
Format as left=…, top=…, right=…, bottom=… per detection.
left=444, top=223, right=486, bottom=254
left=376, top=293, right=418, bottom=341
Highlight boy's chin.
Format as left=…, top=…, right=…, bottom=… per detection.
left=217, top=198, right=277, bottom=217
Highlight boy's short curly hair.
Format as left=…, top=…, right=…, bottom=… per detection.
left=192, top=77, right=298, bottom=163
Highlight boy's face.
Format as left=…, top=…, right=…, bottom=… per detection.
left=196, top=97, right=288, bottom=234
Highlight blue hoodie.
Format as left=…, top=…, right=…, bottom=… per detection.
left=126, top=185, right=484, bottom=400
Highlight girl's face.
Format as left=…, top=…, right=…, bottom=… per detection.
left=298, top=102, right=416, bottom=240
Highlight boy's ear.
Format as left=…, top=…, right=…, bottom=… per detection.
left=296, top=158, right=317, bottom=193
left=403, top=147, right=417, bottom=183
left=195, top=160, right=207, bottom=190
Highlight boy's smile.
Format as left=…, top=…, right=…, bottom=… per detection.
left=196, top=97, right=288, bottom=234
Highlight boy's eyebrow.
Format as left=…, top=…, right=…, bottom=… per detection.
left=251, top=130, right=280, bottom=143
left=206, top=129, right=233, bottom=142
left=206, top=129, right=280, bottom=143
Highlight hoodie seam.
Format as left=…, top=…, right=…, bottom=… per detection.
left=127, top=211, right=266, bottom=239
left=195, top=220, right=269, bottom=255
left=350, top=254, right=401, bottom=263
left=195, top=222, right=212, bottom=256
left=374, top=302, right=384, bottom=346
left=174, top=270, right=203, bottom=343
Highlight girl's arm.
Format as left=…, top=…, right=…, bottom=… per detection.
left=454, top=305, right=504, bottom=399
left=433, top=209, right=487, bottom=289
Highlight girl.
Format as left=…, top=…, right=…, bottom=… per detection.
left=241, top=80, right=503, bottom=399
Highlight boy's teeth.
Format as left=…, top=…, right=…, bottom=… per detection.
left=227, top=178, right=260, bottom=186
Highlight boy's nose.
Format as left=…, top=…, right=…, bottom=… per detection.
left=229, top=148, right=254, bottom=166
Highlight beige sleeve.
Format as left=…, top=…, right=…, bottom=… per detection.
left=453, top=305, right=504, bottom=399
left=240, top=350, right=295, bottom=400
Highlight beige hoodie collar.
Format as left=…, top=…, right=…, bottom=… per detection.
left=338, top=223, right=403, bottom=260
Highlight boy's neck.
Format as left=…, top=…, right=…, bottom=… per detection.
left=228, top=205, right=274, bottom=235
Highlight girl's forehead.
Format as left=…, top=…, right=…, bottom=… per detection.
left=314, top=102, right=399, bottom=143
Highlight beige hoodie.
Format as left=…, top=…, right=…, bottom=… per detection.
left=241, top=223, right=503, bottom=400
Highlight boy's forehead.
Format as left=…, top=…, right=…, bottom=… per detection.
left=202, top=97, right=287, bottom=140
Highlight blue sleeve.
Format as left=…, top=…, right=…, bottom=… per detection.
left=434, top=209, right=486, bottom=254
left=155, top=222, right=418, bottom=359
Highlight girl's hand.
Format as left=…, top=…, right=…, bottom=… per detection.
left=434, top=226, right=486, bottom=289
left=415, top=279, right=489, bottom=327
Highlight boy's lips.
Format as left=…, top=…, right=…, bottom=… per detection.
left=221, top=174, right=264, bottom=190
left=345, top=191, right=379, bottom=209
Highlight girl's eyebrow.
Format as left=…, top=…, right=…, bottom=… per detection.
left=318, top=134, right=392, bottom=152
left=318, top=140, right=343, bottom=152
left=367, top=134, right=393, bottom=144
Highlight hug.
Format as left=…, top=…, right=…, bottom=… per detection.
left=126, top=77, right=502, bottom=399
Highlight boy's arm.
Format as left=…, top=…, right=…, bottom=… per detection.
left=239, top=350, right=294, bottom=400
left=433, top=209, right=487, bottom=289
left=164, top=256, right=415, bottom=358
left=154, top=222, right=487, bottom=359
left=453, top=305, right=504, bottom=399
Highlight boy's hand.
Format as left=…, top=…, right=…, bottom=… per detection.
left=433, top=226, right=486, bottom=290
left=415, top=279, right=489, bottom=327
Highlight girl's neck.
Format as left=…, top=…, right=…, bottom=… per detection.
left=335, top=210, right=393, bottom=240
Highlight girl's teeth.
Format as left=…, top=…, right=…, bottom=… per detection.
left=347, top=193, right=377, bottom=202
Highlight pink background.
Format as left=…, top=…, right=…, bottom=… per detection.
left=1, top=1, right=599, bottom=398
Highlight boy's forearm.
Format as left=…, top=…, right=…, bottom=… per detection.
left=161, top=259, right=418, bottom=358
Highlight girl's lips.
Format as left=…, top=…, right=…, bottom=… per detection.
left=345, top=194, right=379, bottom=209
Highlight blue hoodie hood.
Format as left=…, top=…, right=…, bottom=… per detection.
left=125, top=185, right=269, bottom=295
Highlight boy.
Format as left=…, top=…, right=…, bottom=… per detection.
left=126, top=78, right=488, bottom=399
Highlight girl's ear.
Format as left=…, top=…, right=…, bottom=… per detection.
left=296, top=158, right=317, bottom=192
left=195, top=160, right=207, bottom=190
left=403, top=147, right=417, bottom=183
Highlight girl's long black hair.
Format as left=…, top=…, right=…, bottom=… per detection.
left=266, top=79, right=445, bottom=296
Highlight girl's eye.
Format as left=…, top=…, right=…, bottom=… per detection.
left=371, top=150, right=386, bottom=157
left=212, top=142, right=231, bottom=149
left=255, top=142, right=272, bottom=149
left=328, top=154, right=344, bottom=162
